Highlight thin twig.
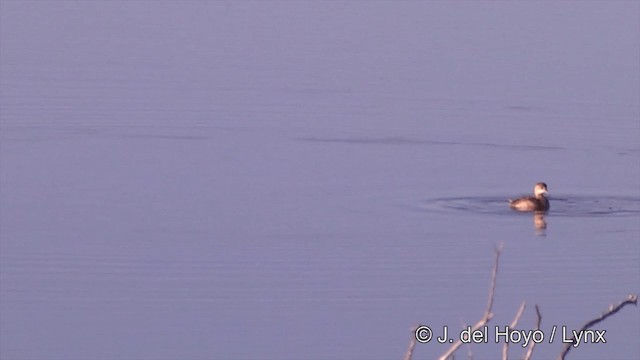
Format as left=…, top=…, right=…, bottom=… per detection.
left=502, top=301, right=526, bottom=360
left=438, top=243, right=503, bottom=360
left=455, top=318, right=474, bottom=360
left=485, top=243, right=503, bottom=318
left=403, top=326, right=418, bottom=360
left=558, top=294, right=638, bottom=360
left=465, top=322, right=474, bottom=360
left=523, top=304, right=542, bottom=360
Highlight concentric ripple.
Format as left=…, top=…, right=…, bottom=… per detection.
left=422, top=195, right=640, bottom=217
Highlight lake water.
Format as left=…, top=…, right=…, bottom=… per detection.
left=1, top=2, right=639, bottom=360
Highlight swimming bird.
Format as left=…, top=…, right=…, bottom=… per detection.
left=509, top=182, right=550, bottom=212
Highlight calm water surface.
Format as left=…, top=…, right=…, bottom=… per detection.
left=1, top=2, right=639, bottom=360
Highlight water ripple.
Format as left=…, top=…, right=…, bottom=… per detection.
left=421, top=195, right=640, bottom=217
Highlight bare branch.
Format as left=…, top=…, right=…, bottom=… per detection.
left=458, top=318, right=473, bottom=360
left=438, top=244, right=503, bottom=360
left=558, top=294, right=638, bottom=360
left=523, top=304, right=542, bottom=360
left=484, top=243, right=503, bottom=318
left=465, top=329, right=474, bottom=360
left=402, top=326, right=418, bottom=360
left=502, top=301, right=526, bottom=360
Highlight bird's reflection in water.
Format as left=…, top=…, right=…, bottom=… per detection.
left=534, top=212, right=547, bottom=236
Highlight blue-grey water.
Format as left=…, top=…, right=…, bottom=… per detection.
left=1, top=2, right=639, bottom=360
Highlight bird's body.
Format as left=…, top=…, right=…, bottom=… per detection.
left=509, top=183, right=550, bottom=212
